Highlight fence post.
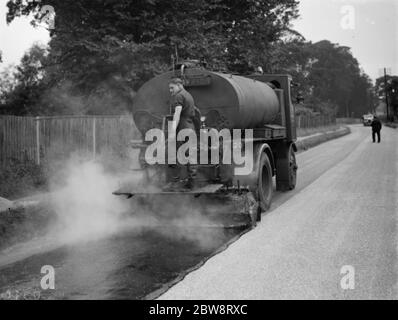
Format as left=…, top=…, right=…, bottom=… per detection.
left=93, top=117, right=96, bottom=160
left=36, top=117, right=40, bottom=166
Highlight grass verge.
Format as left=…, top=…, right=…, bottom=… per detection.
left=0, top=160, right=48, bottom=201
left=297, top=125, right=340, bottom=137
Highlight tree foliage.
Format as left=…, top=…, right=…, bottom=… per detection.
left=0, top=43, right=48, bottom=115
left=2, top=0, right=373, bottom=117
left=4, top=0, right=299, bottom=114
left=270, top=39, right=374, bottom=117
left=375, top=75, right=398, bottom=119
left=6, top=0, right=298, bottom=87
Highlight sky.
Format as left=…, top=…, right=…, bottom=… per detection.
left=0, top=0, right=397, bottom=81
left=0, top=1, right=49, bottom=69
left=293, top=0, right=398, bottom=80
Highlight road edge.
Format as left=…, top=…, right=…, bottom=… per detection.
left=295, top=126, right=351, bottom=152
left=385, top=123, right=398, bottom=129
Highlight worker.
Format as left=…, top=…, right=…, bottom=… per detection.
left=168, top=78, right=197, bottom=188
left=371, top=115, right=382, bottom=143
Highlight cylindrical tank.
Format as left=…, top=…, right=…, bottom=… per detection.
left=132, top=69, right=280, bottom=133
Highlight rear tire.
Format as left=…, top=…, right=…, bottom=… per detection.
left=288, top=146, right=297, bottom=190
left=257, top=153, right=273, bottom=211
left=276, top=144, right=297, bottom=191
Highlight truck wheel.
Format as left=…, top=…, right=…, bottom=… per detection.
left=288, top=146, right=297, bottom=190
left=257, top=153, right=273, bottom=211
left=276, top=144, right=297, bottom=191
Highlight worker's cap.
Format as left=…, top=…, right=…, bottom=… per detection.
left=169, top=77, right=184, bottom=85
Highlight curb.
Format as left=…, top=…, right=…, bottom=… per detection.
left=385, top=123, right=398, bottom=129
left=0, top=195, right=47, bottom=216
left=0, top=197, right=15, bottom=214
left=295, top=127, right=351, bottom=152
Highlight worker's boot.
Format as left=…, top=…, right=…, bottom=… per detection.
left=185, top=164, right=197, bottom=190
left=184, top=177, right=194, bottom=190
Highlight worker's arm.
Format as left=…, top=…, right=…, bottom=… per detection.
left=169, top=106, right=182, bottom=140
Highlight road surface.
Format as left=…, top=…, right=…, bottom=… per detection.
left=0, top=125, right=396, bottom=300
left=160, top=124, right=398, bottom=300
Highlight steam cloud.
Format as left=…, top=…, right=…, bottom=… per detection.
left=47, top=155, right=227, bottom=250
left=49, top=159, right=129, bottom=243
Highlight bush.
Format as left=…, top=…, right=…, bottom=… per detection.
left=0, top=160, right=48, bottom=200
left=295, top=99, right=339, bottom=117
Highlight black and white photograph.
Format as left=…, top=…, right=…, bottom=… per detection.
left=0, top=0, right=397, bottom=306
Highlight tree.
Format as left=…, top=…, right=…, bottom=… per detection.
left=375, top=75, right=398, bottom=120
left=0, top=43, right=48, bottom=115
left=6, top=0, right=299, bottom=115
left=268, top=39, right=374, bottom=117
left=6, top=0, right=373, bottom=118
left=0, top=65, right=17, bottom=100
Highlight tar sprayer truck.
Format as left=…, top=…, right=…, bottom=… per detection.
left=114, top=60, right=298, bottom=225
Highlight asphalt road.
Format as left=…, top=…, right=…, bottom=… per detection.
left=160, top=125, right=398, bottom=300
left=1, top=125, right=396, bottom=300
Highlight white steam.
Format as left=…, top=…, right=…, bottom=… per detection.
left=50, top=160, right=132, bottom=243
left=47, top=156, right=229, bottom=250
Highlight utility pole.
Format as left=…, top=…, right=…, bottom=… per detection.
left=384, top=68, right=390, bottom=121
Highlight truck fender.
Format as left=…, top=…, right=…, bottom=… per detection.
left=236, top=143, right=275, bottom=188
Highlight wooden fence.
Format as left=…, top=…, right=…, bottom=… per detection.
left=1, top=114, right=335, bottom=167
left=0, top=115, right=140, bottom=167
left=336, top=117, right=362, bottom=125
left=295, top=114, right=336, bottom=129
left=0, top=116, right=36, bottom=167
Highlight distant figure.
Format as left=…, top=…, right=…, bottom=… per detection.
left=371, top=116, right=382, bottom=143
